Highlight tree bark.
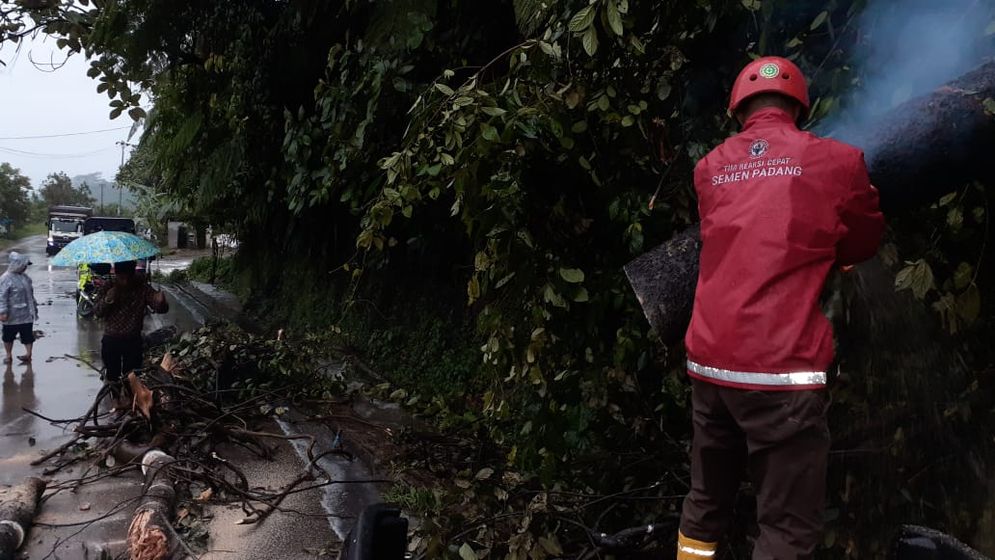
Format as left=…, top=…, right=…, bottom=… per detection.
left=0, top=477, right=47, bottom=560
left=126, top=450, right=178, bottom=560
left=627, top=61, right=995, bottom=343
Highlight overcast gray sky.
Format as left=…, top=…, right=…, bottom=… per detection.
left=0, top=34, right=140, bottom=190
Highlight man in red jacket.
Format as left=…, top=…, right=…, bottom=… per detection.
left=676, top=57, right=884, bottom=560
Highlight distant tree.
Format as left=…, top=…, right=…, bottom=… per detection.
left=98, top=203, right=132, bottom=218
left=0, top=163, right=31, bottom=235
left=39, top=171, right=96, bottom=207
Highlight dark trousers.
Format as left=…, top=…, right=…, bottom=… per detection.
left=101, top=335, right=143, bottom=384
left=680, top=379, right=830, bottom=560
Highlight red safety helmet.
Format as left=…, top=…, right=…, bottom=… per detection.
left=728, top=56, right=810, bottom=115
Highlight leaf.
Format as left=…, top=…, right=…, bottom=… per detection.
left=582, top=26, right=599, bottom=56
left=543, top=285, right=567, bottom=308
left=957, top=284, right=981, bottom=324
left=565, top=90, right=582, bottom=109
left=127, top=372, right=154, bottom=420
left=559, top=268, right=585, bottom=283
left=128, top=107, right=147, bottom=121
left=480, top=122, right=500, bottom=142
left=481, top=106, right=507, bottom=117
left=741, top=0, right=761, bottom=11
left=160, top=352, right=177, bottom=373
left=434, top=83, right=455, bottom=97
left=459, top=543, right=479, bottom=560
left=467, top=276, right=481, bottom=301
left=568, top=5, right=596, bottom=32
left=983, top=97, right=995, bottom=116
left=954, top=262, right=974, bottom=290
left=938, top=192, right=958, bottom=206
left=474, top=467, right=494, bottom=480
left=606, top=1, right=624, bottom=36
left=895, top=259, right=935, bottom=300
left=196, top=488, right=214, bottom=502
left=574, top=287, right=589, bottom=302
left=810, top=10, right=829, bottom=31
left=947, top=206, right=964, bottom=229
left=495, top=272, right=516, bottom=288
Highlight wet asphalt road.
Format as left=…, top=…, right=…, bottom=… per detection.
left=1, top=235, right=199, bottom=485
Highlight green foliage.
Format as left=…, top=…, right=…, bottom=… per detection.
left=5, top=1, right=995, bottom=556
left=381, top=483, right=442, bottom=517
left=0, top=162, right=32, bottom=233
left=165, top=323, right=336, bottom=401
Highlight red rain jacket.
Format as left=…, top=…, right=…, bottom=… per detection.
left=685, top=108, right=884, bottom=391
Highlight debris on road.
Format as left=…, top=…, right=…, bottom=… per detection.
left=0, top=477, right=47, bottom=560
left=26, top=323, right=382, bottom=557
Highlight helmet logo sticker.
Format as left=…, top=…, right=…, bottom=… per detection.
left=749, top=138, right=769, bottom=158
left=759, top=62, right=780, bottom=79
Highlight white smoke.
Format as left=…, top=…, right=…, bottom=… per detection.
left=825, top=0, right=995, bottom=139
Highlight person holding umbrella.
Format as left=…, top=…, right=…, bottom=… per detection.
left=0, top=252, right=38, bottom=364
left=51, top=231, right=168, bottom=395
left=93, top=260, right=169, bottom=393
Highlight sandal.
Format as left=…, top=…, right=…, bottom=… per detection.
left=17, top=355, right=31, bottom=363
left=2, top=356, right=10, bottom=365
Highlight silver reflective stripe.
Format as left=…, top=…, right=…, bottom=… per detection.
left=687, top=360, right=825, bottom=386
left=679, top=546, right=716, bottom=557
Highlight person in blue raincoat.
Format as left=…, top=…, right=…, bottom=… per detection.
left=0, top=252, right=38, bottom=364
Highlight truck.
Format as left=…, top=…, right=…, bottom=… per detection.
left=82, top=216, right=136, bottom=235
left=46, top=205, right=93, bottom=256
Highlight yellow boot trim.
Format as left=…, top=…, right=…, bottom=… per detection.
left=677, top=531, right=718, bottom=559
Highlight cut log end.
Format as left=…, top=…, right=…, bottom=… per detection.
left=127, top=510, right=170, bottom=560
left=0, top=477, right=47, bottom=558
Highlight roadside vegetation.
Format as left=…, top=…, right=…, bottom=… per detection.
left=0, top=222, right=47, bottom=251
left=3, top=1, right=994, bottom=557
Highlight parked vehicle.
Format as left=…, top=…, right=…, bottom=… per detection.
left=83, top=216, right=136, bottom=235
left=46, top=205, right=93, bottom=256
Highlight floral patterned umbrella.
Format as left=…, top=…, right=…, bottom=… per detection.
left=50, top=230, right=159, bottom=266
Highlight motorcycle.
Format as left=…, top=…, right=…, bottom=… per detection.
left=76, top=263, right=112, bottom=318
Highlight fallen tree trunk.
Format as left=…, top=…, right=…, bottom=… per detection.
left=844, top=61, right=995, bottom=213
left=127, top=450, right=179, bottom=560
left=0, top=477, right=47, bottom=560
left=627, top=61, right=995, bottom=343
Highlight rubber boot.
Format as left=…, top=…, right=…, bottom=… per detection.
left=677, top=531, right=718, bottom=559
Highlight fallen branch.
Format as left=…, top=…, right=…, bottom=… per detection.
left=30, top=435, right=83, bottom=466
